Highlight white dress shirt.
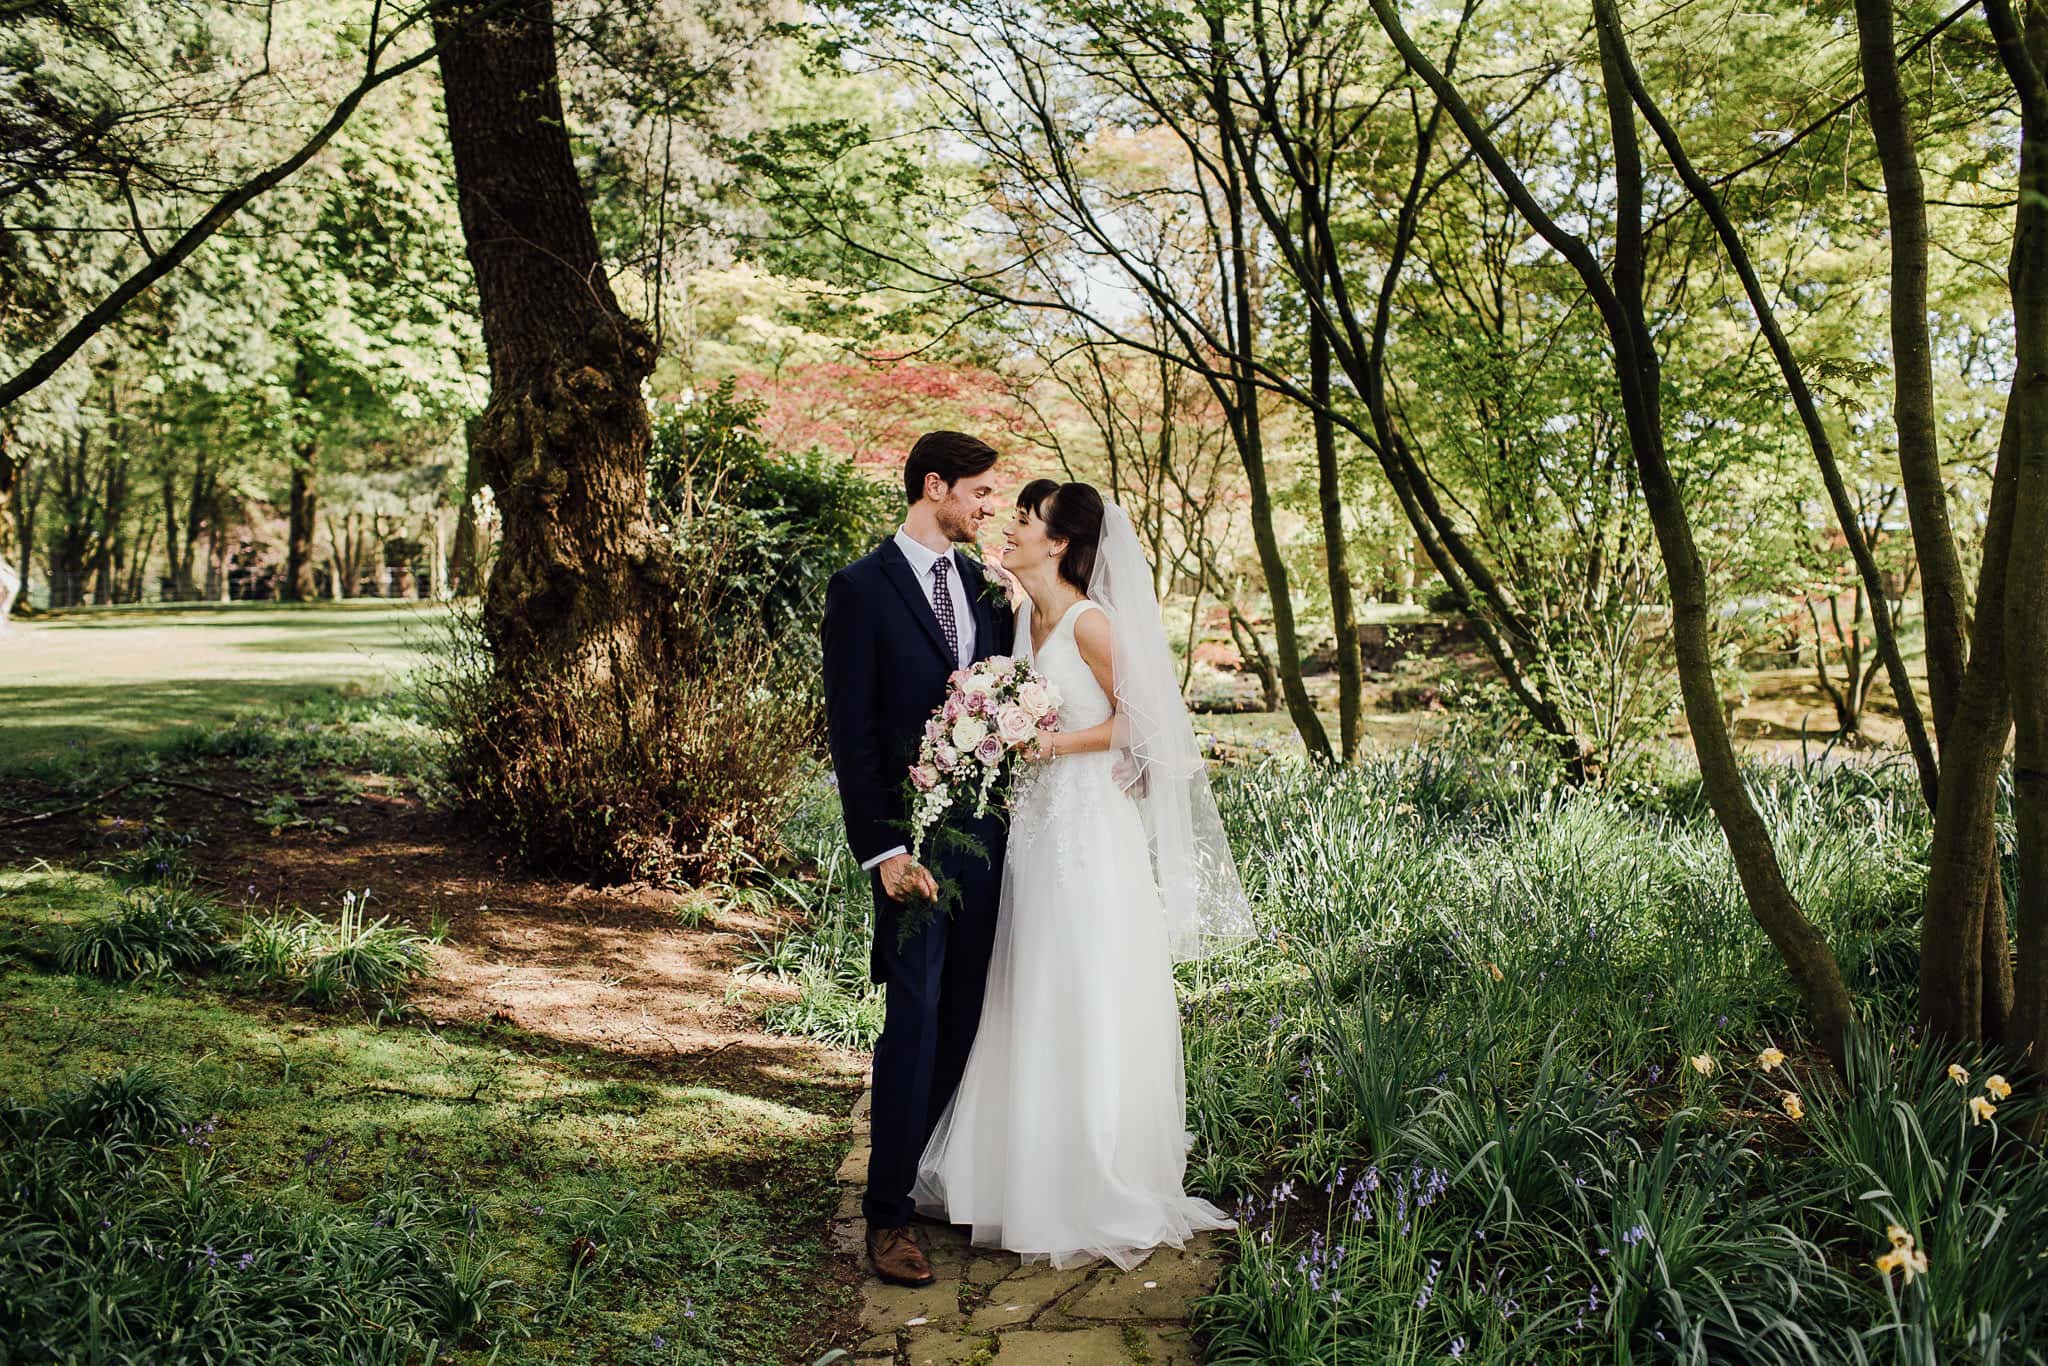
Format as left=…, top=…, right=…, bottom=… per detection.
left=862, top=527, right=978, bottom=872
left=891, top=527, right=976, bottom=669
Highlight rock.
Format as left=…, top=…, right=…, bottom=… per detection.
left=965, top=1263, right=1086, bottom=1331
left=854, top=1331, right=901, bottom=1360
left=1061, top=1247, right=1220, bottom=1321
left=861, top=1275, right=965, bottom=1332
left=900, top=1332, right=1001, bottom=1366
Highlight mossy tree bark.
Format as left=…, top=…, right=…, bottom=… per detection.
left=432, top=0, right=679, bottom=705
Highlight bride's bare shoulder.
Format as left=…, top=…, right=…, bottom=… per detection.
left=1072, top=601, right=1114, bottom=662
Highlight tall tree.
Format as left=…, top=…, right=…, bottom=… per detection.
left=431, top=0, right=677, bottom=706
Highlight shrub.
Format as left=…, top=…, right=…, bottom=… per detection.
left=0, top=1066, right=192, bottom=1145
left=59, top=886, right=227, bottom=980
left=649, top=379, right=897, bottom=661
left=434, top=608, right=817, bottom=885
left=428, top=384, right=860, bottom=885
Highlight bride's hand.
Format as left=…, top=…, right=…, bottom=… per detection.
left=1021, top=733, right=1059, bottom=762
left=985, top=544, right=1025, bottom=606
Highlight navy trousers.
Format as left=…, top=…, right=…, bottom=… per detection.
left=862, top=815, right=1005, bottom=1229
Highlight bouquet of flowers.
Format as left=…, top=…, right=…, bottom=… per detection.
left=906, top=655, right=1062, bottom=862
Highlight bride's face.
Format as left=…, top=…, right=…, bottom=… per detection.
left=1001, top=499, right=1064, bottom=568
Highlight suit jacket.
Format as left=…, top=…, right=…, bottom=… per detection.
left=821, top=537, right=1014, bottom=969
left=815, top=536, right=1007, bottom=864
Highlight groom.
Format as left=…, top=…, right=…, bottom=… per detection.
left=821, top=431, right=1013, bottom=1288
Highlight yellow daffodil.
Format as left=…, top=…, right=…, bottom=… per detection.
left=1947, top=1063, right=1970, bottom=1087
left=1875, top=1245, right=1928, bottom=1284
left=1970, top=1095, right=1997, bottom=1125
left=1986, top=1075, right=2012, bottom=1101
left=1757, top=1047, right=1787, bottom=1072
left=1688, top=1053, right=1716, bottom=1077
left=1876, top=1226, right=1929, bottom=1285
left=1780, top=1091, right=1804, bottom=1121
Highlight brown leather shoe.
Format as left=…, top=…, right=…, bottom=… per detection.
left=866, top=1224, right=936, bottom=1287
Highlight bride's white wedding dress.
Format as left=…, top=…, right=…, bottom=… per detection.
left=911, top=598, right=1235, bottom=1270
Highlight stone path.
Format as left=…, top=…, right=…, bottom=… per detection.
left=832, top=1091, right=1226, bottom=1365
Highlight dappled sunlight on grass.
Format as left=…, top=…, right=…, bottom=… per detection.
left=0, top=603, right=450, bottom=763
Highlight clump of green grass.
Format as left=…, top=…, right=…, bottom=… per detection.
left=231, top=889, right=435, bottom=1010
left=95, top=825, right=203, bottom=885
left=743, top=788, right=885, bottom=1050
left=59, top=885, right=227, bottom=980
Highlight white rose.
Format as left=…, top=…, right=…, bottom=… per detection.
left=1016, top=681, right=1052, bottom=716
left=959, top=670, right=998, bottom=696
left=995, top=705, right=1036, bottom=745
left=951, top=716, right=990, bottom=751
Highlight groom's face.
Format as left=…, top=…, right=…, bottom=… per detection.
left=931, top=469, right=1003, bottom=544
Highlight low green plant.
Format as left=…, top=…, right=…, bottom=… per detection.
left=59, top=885, right=227, bottom=980
left=231, top=889, right=434, bottom=1010
left=0, top=1071, right=504, bottom=1361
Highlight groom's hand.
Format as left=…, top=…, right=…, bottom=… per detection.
left=879, top=853, right=939, bottom=903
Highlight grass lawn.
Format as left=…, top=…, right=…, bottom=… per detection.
left=0, top=868, right=855, bottom=1362
left=0, top=603, right=449, bottom=766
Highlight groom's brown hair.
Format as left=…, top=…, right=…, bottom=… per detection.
left=904, top=431, right=999, bottom=504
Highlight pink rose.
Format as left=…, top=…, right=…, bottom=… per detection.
left=949, top=669, right=969, bottom=688
left=966, top=692, right=989, bottom=716
left=925, top=718, right=945, bottom=745
left=909, top=764, right=939, bottom=791
left=995, top=705, right=1036, bottom=745
left=1016, top=681, right=1052, bottom=716
left=943, top=696, right=963, bottom=722
left=975, top=735, right=1003, bottom=765
left=1038, top=712, right=1059, bottom=732
left=935, top=743, right=960, bottom=768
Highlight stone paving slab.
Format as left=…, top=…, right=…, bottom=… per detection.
left=833, top=1088, right=1225, bottom=1364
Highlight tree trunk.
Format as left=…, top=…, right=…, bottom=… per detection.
left=0, top=440, right=18, bottom=625
left=1310, top=300, right=1364, bottom=761
left=433, top=0, right=676, bottom=705
left=1206, top=13, right=1329, bottom=760
left=1920, top=414, right=2018, bottom=1043
left=450, top=414, right=484, bottom=596
left=1854, top=0, right=2020, bottom=1042
left=285, top=355, right=319, bottom=602
left=1993, top=0, right=2048, bottom=1065
left=1855, top=0, right=1969, bottom=736
left=1592, top=5, right=1855, bottom=1064
left=1366, top=0, right=1855, bottom=1060
left=286, top=459, right=317, bottom=602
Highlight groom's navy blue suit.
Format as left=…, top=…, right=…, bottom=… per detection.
left=821, top=535, right=1012, bottom=1229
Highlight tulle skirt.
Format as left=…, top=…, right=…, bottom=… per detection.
left=912, top=751, right=1234, bottom=1270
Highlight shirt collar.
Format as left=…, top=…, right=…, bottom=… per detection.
left=894, top=526, right=956, bottom=579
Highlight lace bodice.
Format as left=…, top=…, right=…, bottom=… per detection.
left=1008, top=598, right=1123, bottom=864
left=1026, top=599, right=1112, bottom=731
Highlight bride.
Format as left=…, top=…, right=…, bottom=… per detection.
left=911, top=478, right=1255, bottom=1270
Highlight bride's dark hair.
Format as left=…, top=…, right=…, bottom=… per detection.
left=1017, top=479, right=1105, bottom=590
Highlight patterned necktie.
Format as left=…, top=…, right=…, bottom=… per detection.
left=930, top=555, right=960, bottom=664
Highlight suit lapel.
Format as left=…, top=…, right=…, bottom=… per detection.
left=877, top=538, right=957, bottom=667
